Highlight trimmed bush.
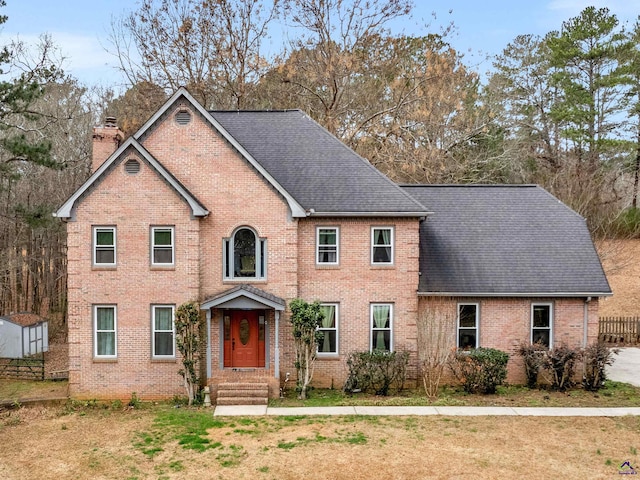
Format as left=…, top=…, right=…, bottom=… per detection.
left=343, top=350, right=409, bottom=396
left=540, top=344, right=581, bottom=391
left=583, top=342, right=619, bottom=391
left=517, top=342, right=547, bottom=388
left=449, top=348, right=509, bottom=394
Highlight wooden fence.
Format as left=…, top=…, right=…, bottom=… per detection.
left=0, top=356, right=45, bottom=381
left=599, top=316, right=640, bottom=345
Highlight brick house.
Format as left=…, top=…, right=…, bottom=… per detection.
left=55, top=88, right=611, bottom=401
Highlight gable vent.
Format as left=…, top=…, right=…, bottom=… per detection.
left=175, top=109, right=192, bottom=126
left=124, top=158, right=141, bottom=175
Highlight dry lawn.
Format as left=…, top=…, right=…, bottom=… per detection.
left=0, top=404, right=639, bottom=480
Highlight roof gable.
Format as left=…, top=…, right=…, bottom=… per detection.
left=403, top=185, right=611, bottom=297
left=55, top=137, right=209, bottom=220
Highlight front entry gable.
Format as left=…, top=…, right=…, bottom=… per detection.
left=55, top=138, right=209, bottom=221
left=201, top=285, right=286, bottom=311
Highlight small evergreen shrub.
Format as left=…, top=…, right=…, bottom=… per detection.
left=583, top=342, right=619, bottom=391
left=540, top=344, right=581, bottom=391
left=343, top=350, right=409, bottom=396
left=449, top=348, right=509, bottom=394
left=517, top=342, right=547, bottom=388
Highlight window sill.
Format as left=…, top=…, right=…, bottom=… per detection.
left=316, top=354, right=340, bottom=360
left=151, top=357, right=177, bottom=363
left=370, top=264, right=395, bottom=269
left=150, top=265, right=176, bottom=271
left=92, top=266, right=117, bottom=271
left=93, top=357, right=118, bottom=363
left=315, top=264, right=340, bottom=269
left=223, top=278, right=267, bottom=284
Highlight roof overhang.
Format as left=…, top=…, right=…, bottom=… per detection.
left=201, top=285, right=286, bottom=311
left=306, top=211, right=432, bottom=217
left=418, top=291, right=613, bottom=298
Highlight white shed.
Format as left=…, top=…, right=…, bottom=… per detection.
left=0, top=313, right=49, bottom=359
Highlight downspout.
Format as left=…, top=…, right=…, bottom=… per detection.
left=583, top=297, right=592, bottom=348
left=275, top=311, right=280, bottom=379
left=206, top=309, right=212, bottom=379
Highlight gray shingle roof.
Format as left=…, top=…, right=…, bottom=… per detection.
left=402, top=185, right=611, bottom=296
left=209, top=110, right=427, bottom=215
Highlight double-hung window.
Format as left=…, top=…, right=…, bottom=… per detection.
left=93, top=227, right=116, bottom=266
left=371, top=303, right=393, bottom=352
left=531, top=303, right=553, bottom=348
left=457, top=303, right=479, bottom=349
left=151, top=226, right=174, bottom=266
left=223, top=227, right=266, bottom=280
left=317, top=303, right=338, bottom=355
left=317, top=227, right=339, bottom=264
left=371, top=227, right=393, bottom=264
left=94, top=305, right=117, bottom=358
left=152, top=305, right=175, bottom=358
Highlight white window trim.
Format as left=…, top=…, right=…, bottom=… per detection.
left=152, top=305, right=176, bottom=358
left=370, top=303, right=393, bottom=352
left=93, top=226, right=116, bottom=266
left=371, top=226, right=394, bottom=265
left=531, top=303, right=553, bottom=347
left=94, top=305, right=117, bottom=359
left=317, top=303, right=339, bottom=356
left=151, top=226, right=175, bottom=266
left=457, top=303, right=479, bottom=349
left=316, top=226, right=340, bottom=265
left=223, top=226, right=267, bottom=280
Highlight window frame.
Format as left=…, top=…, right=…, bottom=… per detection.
left=317, top=303, right=339, bottom=356
left=370, top=303, right=393, bottom=352
left=93, top=226, right=116, bottom=266
left=457, top=303, right=479, bottom=349
left=316, top=226, right=339, bottom=265
left=531, top=303, right=553, bottom=348
left=151, top=226, right=175, bottom=266
left=151, top=305, right=176, bottom=358
left=93, top=305, right=117, bottom=359
left=371, top=226, right=394, bottom=265
left=223, top=226, right=267, bottom=280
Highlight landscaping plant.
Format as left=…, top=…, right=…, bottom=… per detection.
left=449, top=348, right=509, bottom=394
left=417, top=308, right=456, bottom=399
left=517, top=341, right=547, bottom=388
left=582, top=342, right=619, bottom=391
left=289, top=298, right=324, bottom=400
left=175, top=301, right=202, bottom=406
left=343, top=350, right=409, bottom=396
left=540, top=343, right=581, bottom=391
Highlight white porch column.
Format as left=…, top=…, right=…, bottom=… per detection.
left=274, top=310, right=280, bottom=379
left=206, top=308, right=212, bottom=379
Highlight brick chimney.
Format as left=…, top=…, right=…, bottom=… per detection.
left=92, top=117, right=124, bottom=172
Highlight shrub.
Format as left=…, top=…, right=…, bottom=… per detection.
left=583, top=342, right=619, bottom=391
left=540, top=344, right=581, bottom=391
left=449, top=348, right=509, bottom=394
left=289, top=299, right=324, bottom=400
left=517, top=342, right=547, bottom=388
left=343, top=350, right=409, bottom=396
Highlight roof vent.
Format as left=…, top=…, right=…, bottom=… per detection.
left=175, top=110, right=192, bottom=126
left=124, top=158, right=141, bottom=175
left=105, top=116, right=117, bottom=128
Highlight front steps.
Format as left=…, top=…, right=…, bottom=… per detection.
left=216, top=382, right=269, bottom=405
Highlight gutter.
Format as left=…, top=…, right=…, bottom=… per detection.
left=417, top=292, right=613, bottom=298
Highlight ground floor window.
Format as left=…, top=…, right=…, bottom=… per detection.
left=457, top=303, right=479, bottom=349
left=94, top=305, right=117, bottom=358
left=318, top=303, right=338, bottom=355
left=371, top=303, right=393, bottom=351
left=152, top=305, right=175, bottom=357
left=531, top=303, right=553, bottom=347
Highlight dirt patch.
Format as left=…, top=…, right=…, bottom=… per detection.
left=0, top=406, right=639, bottom=479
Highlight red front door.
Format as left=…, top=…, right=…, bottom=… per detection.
left=223, top=310, right=265, bottom=368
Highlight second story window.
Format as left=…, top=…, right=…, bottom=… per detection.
left=371, top=227, right=393, bottom=265
left=93, top=227, right=116, bottom=266
left=224, top=227, right=266, bottom=280
left=151, top=227, right=174, bottom=266
left=316, top=227, right=339, bottom=264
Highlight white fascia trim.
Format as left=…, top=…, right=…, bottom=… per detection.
left=134, top=87, right=306, bottom=218
left=200, top=290, right=285, bottom=311
left=418, top=291, right=613, bottom=297
left=308, top=211, right=433, bottom=217
left=54, top=137, right=209, bottom=219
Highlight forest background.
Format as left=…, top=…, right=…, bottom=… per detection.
left=1, top=0, right=639, bottom=323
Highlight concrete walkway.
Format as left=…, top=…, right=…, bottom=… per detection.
left=214, top=405, right=640, bottom=417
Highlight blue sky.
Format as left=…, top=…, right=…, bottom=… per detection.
left=1, top=0, right=638, bottom=90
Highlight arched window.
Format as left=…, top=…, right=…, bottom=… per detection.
left=224, top=227, right=266, bottom=279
